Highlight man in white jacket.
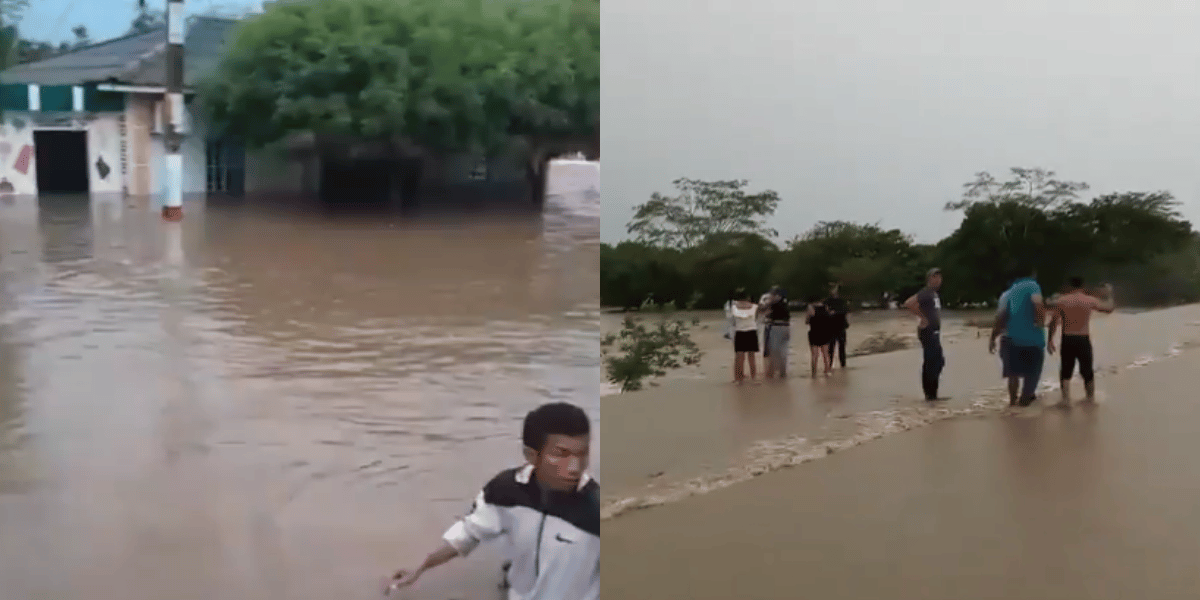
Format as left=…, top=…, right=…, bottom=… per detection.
left=386, top=402, right=598, bottom=600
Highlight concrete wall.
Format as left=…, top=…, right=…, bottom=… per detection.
left=86, top=113, right=122, bottom=194
left=0, top=114, right=38, bottom=195
left=0, top=111, right=123, bottom=196
left=125, top=95, right=154, bottom=196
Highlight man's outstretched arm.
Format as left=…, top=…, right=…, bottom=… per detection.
left=388, top=490, right=505, bottom=592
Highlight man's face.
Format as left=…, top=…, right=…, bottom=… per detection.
left=930, top=273, right=943, bottom=289
left=527, top=434, right=590, bottom=492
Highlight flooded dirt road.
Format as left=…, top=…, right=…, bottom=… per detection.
left=601, top=304, right=1200, bottom=517
left=0, top=169, right=598, bottom=600
left=604, top=329, right=1200, bottom=600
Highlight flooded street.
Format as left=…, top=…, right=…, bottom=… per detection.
left=0, top=168, right=599, bottom=599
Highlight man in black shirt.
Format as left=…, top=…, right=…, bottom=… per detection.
left=824, top=283, right=850, bottom=369
left=904, top=268, right=945, bottom=401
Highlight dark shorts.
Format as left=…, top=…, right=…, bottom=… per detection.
left=733, top=330, right=760, bottom=353
left=808, top=329, right=832, bottom=347
left=1060, top=334, right=1095, bottom=382
left=1009, top=344, right=1045, bottom=378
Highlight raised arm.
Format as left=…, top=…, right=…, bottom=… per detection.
left=1093, top=284, right=1115, bottom=313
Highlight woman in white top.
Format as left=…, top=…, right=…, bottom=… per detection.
left=730, top=292, right=763, bottom=382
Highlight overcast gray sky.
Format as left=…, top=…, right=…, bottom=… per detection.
left=601, top=0, right=1200, bottom=245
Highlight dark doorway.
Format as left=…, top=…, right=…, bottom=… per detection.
left=33, top=130, right=89, bottom=194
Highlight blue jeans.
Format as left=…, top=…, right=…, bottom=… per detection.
left=918, top=327, right=945, bottom=399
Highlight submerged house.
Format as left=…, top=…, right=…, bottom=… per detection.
left=0, top=15, right=565, bottom=203
left=0, top=17, right=297, bottom=198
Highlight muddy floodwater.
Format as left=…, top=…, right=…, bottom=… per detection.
left=0, top=169, right=598, bottom=600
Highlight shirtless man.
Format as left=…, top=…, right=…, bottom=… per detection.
left=1047, top=277, right=1115, bottom=405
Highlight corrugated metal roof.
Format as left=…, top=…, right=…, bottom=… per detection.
left=0, top=16, right=240, bottom=87
left=0, top=28, right=166, bottom=86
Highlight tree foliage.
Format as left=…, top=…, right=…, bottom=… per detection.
left=198, top=0, right=598, bottom=153
left=0, top=0, right=26, bottom=25
left=948, top=167, right=1089, bottom=211
left=626, top=178, right=781, bottom=249
left=603, top=169, right=1198, bottom=310
left=602, top=312, right=703, bottom=393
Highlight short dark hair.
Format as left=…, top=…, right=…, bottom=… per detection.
left=1068, top=276, right=1084, bottom=289
left=523, top=402, right=590, bottom=452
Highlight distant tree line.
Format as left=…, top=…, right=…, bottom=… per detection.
left=602, top=168, right=1200, bottom=310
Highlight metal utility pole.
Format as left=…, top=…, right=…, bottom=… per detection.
left=161, top=0, right=185, bottom=221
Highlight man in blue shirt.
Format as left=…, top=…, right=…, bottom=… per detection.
left=1002, top=266, right=1050, bottom=406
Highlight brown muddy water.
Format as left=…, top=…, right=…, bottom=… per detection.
left=0, top=168, right=598, bottom=600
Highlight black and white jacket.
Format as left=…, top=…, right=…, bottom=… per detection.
left=443, top=465, right=599, bottom=600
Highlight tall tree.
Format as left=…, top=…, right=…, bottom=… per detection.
left=948, top=167, right=1089, bottom=211
left=627, top=178, right=781, bottom=249
left=505, top=0, right=599, bottom=199
left=199, top=0, right=597, bottom=202
left=776, top=221, right=916, bottom=302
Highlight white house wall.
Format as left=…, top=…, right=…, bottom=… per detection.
left=0, top=113, right=38, bottom=195
left=86, top=113, right=123, bottom=194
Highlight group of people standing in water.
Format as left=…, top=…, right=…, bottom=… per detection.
left=727, top=265, right=1116, bottom=404
left=725, top=283, right=851, bottom=382
left=906, top=266, right=1115, bottom=406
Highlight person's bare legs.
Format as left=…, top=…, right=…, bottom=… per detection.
left=1082, top=379, right=1096, bottom=403
left=1058, top=379, right=1071, bottom=407
left=823, top=345, right=833, bottom=375
left=764, top=355, right=774, bottom=379
left=748, top=352, right=758, bottom=380
left=733, top=352, right=744, bottom=383
left=1007, top=377, right=1020, bottom=406
left=810, top=346, right=820, bottom=378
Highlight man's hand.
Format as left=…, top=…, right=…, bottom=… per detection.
left=1047, top=339, right=1056, bottom=355
left=1103, top=283, right=1114, bottom=298
left=385, top=569, right=422, bottom=595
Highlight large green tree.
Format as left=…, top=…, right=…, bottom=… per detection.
left=627, top=178, right=781, bottom=249
left=199, top=0, right=597, bottom=201
left=776, top=221, right=918, bottom=304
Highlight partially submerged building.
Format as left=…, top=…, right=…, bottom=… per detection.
left=0, top=15, right=590, bottom=204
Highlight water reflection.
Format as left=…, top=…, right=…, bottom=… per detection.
left=0, top=163, right=598, bottom=599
